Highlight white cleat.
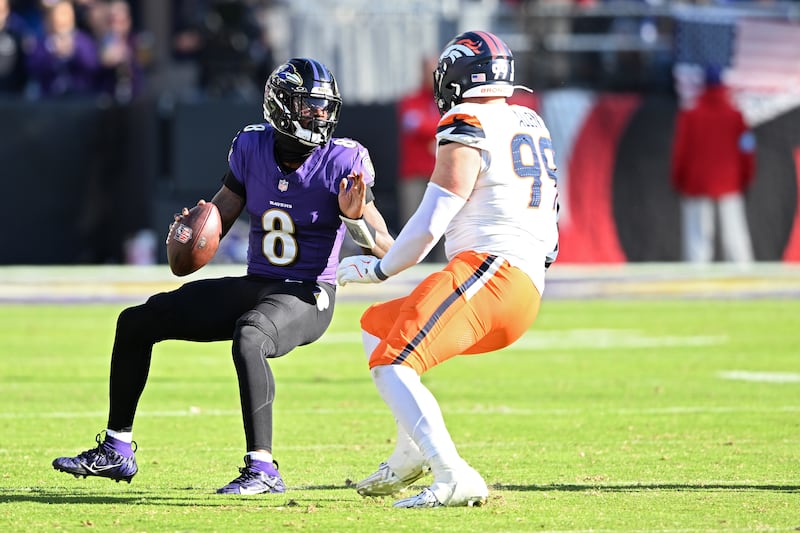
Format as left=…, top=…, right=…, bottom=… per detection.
left=392, top=467, right=488, bottom=508
left=393, top=487, right=442, bottom=508
left=356, top=462, right=430, bottom=497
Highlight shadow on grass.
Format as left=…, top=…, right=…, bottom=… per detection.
left=0, top=484, right=357, bottom=506
left=493, top=483, right=800, bottom=493
left=9, top=483, right=795, bottom=506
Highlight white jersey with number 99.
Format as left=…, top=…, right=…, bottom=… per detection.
left=436, top=102, right=559, bottom=294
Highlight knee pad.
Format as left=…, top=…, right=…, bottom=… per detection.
left=233, top=310, right=278, bottom=360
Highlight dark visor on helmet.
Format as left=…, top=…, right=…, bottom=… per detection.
left=294, top=96, right=338, bottom=116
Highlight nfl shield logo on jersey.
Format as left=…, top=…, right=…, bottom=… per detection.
left=278, top=179, right=289, bottom=192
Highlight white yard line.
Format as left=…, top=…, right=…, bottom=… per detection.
left=718, top=370, right=800, bottom=383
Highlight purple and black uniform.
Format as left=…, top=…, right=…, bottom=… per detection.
left=226, top=123, right=375, bottom=284
left=51, top=57, right=380, bottom=494
left=103, top=122, right=376, bottom=453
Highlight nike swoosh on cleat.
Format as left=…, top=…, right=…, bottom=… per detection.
left=235, top=487, right=265, bottom=495
left=86, top=461, right=124, bottom=473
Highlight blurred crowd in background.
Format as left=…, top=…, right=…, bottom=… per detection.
left=3, top=0, right=797, bottom=105
left=0, top=0, right=278, bottom=103
left=2, top=0, right=799, bottom=266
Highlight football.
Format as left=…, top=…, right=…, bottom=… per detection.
left=166, top=202, right=222, bottom=276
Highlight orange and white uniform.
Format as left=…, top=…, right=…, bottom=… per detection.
left=360, top=101, right=559, bottom=374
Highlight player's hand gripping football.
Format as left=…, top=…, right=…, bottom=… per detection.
left=337, top=255, right=386, bottom=286
left=338, top=172, right=367, bottom=219
left=165, top=199, right=208, bottom=245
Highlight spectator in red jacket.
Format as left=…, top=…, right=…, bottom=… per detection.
left=670, top=65, right=756, bottom=263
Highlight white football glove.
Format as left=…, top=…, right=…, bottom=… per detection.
left=337, top=255, right=388, bottom=286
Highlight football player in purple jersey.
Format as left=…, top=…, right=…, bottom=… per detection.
left=53, top=58, right=393, bottom=495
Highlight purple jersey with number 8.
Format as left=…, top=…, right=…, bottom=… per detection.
left=227, top=123, right=376, bottom=284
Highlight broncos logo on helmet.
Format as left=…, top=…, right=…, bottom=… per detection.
left=433, top=30, right=520, bottom=115
left=440, top=38, right=483, bottom=63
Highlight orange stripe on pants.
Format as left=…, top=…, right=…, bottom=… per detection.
left=361, top=251, right=541, bottom=374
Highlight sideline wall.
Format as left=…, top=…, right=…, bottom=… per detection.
left=1, top=96, right=797, bottom=264
left=1, top=99, right=158, bottom=264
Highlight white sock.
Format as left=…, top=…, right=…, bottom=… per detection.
left=247, top=451, right=273, bottom=464
left=386, top=421, right=425, bottom=475
left=362, top=333, right=425, bottom=473
left=105, top=429, right=133, bottom=443
left=370, top=364, right=464, bottom=477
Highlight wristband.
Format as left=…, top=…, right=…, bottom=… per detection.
left=374, top=260, right=389, bottom=281
left=339, top=215, right=377, bottom=249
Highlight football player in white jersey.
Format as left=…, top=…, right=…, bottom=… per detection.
left=337, top=30, right=559, bottom=508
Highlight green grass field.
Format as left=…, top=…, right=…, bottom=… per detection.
left=1, top=270, right=799, bottom=532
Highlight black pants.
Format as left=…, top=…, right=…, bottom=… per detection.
left=107, top=275, right=336, bottom=452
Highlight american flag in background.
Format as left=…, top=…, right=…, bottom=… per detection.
left=672, top=17, right=736, bottom=110
left=673, top=14, right=800, bottom=89
left=674, top=19, right=735, bottom=67
left=673, top=15, right=800, bottom=124
left=726, top=19, right=800, bottom=93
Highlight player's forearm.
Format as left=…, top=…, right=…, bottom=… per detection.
left=361, top=203, right=394, bottom=259
left=365, top=229, right=393, bottom=259
left=211, top=186, right=245, bottom=238
left=378, top=182, right=465, bottom=277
